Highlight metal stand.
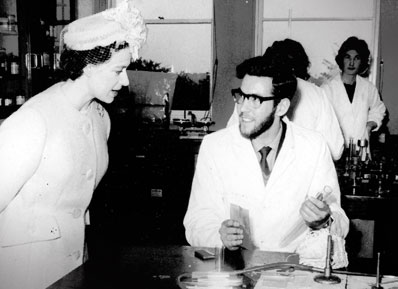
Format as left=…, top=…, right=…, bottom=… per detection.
left=313, top=272, right=342, bottom=284
left=314, top=234, right=341, bottom=284
left=371, top=252, right=383, bottom=289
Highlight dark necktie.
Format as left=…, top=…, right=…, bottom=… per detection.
left=259, top=146, right=272, bottom=175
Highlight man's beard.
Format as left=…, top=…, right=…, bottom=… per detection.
left=239, top=108, right=276, bottom=139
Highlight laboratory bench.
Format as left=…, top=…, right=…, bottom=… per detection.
left=47, top=245, right=398, bottom=289
left=47, top=245, right=298, bottom=289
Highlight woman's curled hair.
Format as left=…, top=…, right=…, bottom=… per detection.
left=59, top=41, right=129, bottom=81
left=335, top=36, right=371, bottom=76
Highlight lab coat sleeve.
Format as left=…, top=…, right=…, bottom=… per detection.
left=315, top=88, right=344, bottom=161
left=321, top=82, right=333, bottom=103
left=307, top=137, right=349, bottom=238
left=367, top=85, right=386, bottom=131
left=0, top=108, right=46, bottom=213
left=183, top=136, right=228, bottom=248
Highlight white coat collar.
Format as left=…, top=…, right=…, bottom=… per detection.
left=334, top=73, right=367, bottom=119
left=228, top=118, right=297, bottom=197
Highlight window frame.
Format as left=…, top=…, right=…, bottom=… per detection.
left=109, top=0, right=215, bottom=116
left=254, top=0, right=380, bottom=85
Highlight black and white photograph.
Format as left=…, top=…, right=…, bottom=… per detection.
left=0, top=0, right=398, bottom=288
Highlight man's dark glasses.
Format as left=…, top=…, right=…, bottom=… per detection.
left=231, top=88, right=279, bottom=109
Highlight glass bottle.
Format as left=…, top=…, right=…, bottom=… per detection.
left=0, top=47, right=7, bottom=76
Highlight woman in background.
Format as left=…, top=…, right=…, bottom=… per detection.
left=322, top=36, right=386, bottom=152
left=0, top=1, right=146, bottom=288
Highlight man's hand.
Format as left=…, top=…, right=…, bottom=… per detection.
left=300, top=197, right=331, bottom=230
left=219, top=219, right=243, bottom=250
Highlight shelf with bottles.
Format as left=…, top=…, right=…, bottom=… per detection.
left=0, top=14, right=17, bottom=35
left=0, top=47, right=20, bottom=75
left=0, top=79, right=25, bottom=119
left=0, top=65, right=24, bottom=119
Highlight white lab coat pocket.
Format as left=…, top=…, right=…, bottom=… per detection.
left=0, top=214, right=61, bottom=247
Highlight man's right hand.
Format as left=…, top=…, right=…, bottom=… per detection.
left=218, top=219, right=244, bottom=250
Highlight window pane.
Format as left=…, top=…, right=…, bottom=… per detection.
left=140, top=24, right=211, bottom=74
left=56, top=0, right=71, bottom=21
left=131, top=0, right=212, bottom=19
left=123, top=0, right=214, bottom=118
left=263, top=0, right=374, bottom=18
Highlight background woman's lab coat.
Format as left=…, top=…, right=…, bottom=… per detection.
left=322, top=74, right=386, bottom=147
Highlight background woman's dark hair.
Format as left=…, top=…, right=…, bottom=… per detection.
left=59, top=41, right=129, bottom=81
left=335, top=36, right=371, bottom=76
left=235, top=55, right=297, bottom=104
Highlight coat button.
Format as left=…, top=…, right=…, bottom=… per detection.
left=82, top=123, right=91, bottom=135
left=86, top=169, right=94, bottom=180
left=72, top=209, right=82, bottom=218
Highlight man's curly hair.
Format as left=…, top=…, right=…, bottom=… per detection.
left=235, top=55, right=297, bottom=104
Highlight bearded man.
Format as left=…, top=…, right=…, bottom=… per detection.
left=183, top=56, right=349, bottom=266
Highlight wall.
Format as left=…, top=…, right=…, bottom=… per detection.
left=380, top=0, right=398, bottom=134
left=212, top=0, right=255, bottom=130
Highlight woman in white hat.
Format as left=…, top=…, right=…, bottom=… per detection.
left=0, top=1, right=146, bottom=288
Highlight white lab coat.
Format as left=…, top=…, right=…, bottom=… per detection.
left=321, top=74, right=386, bottom=147
left=184, top=120, right=349, bottom=253
left=227, top=78, right=344, bottom=160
